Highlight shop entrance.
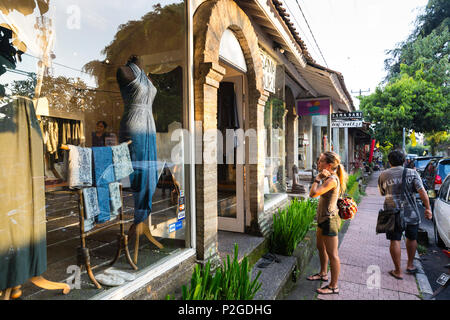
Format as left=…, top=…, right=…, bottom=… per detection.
left=217, top=63, right=247, bottom=233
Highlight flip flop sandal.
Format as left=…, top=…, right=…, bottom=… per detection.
left=406, top=268, right=418, bottom=274
left=389, top=270, right=403, bottom=280
left=262, top=253, right=281, bottom=263
left=317, top=285, right=339, bottom=295
left=307, top=273, right=328, bottom=281
left=257, top=261, right=273, bottom=269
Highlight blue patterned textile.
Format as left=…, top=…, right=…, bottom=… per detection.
left=68, top=145, right=92, bottom=187
left=82, top=187, right=100, bottom=231
left=111, top=143, right=134, bottom=180
left=109, top=182, right=121, bottom=219
left=92, top=147, right=115, bottom=223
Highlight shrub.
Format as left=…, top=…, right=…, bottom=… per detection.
left=270, top=198, right=318, bottom=256
left=176, top=244, right=262, bottom=300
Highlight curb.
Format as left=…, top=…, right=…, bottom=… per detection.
left=413, top=252, right=435, bottom=300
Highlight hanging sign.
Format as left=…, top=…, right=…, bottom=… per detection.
left=331, top=120, right=363, bottom=128
left=332, top=112, right=363, bottom=120
left=297, top=98, right=330, bottom=116
left=260, top=50, right=276, bottom=93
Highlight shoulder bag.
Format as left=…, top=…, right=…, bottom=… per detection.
left=376, top=168, right=407, bottom=234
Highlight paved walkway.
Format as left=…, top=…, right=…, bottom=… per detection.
left=317, top=171, right=421, bottom=300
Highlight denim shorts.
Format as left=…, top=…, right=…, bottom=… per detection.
left=318, top=216, right=341, bottom=237
left=386, top=223, right=419, bottom=241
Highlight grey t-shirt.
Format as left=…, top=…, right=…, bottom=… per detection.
left=378, top=166, right=424, bottom=225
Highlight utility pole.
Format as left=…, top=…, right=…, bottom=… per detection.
left=351, top=89, right=371, bottom=96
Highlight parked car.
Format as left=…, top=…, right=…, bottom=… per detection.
left=428, top=174, right=450, bottom=248
left=422, top=158, right=450, bottom=208
left=414, top=156, right=443, bottom=176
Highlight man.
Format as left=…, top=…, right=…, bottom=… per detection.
left=378, top=150, right=432, bottom=280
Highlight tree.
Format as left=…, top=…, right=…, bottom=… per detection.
left=361, top=0, right=450, bottom=149
left=424, top=131, right=450, bottom=155
left=359, top=66, right=448, bottom=147
left=384, top=0, right=450, bottom=84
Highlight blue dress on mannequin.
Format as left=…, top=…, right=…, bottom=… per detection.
left=118, top=62, right=158, bottom=224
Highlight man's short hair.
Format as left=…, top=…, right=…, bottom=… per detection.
left=388, top=150, right=405, bottom=167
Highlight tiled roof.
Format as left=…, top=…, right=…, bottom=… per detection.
left=272, top=0, right=316, bottom=64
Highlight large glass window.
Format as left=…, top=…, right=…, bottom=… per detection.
left=262, top=50, right=285, bottom=197
left=0, top=0, right=189, bottom=299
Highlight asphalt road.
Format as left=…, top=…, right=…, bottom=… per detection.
left=417, top=201, right=450, bottom=300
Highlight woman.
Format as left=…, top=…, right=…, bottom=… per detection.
left=92, top=121, right=108, bottom=147
left=306, top=151, right=348, bottom=295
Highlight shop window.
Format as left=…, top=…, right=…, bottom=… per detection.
left=263, top=55, right=286, bottom=197
left=0, top=1, right=190, bottom=299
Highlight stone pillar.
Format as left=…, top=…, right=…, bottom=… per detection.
left=247, top=90, right=269, bottom=236
left=286, top=111, right=297, bottom=181
left=194, top=62, right=225, bottom=263
left=344, top=127, right=349, bottom=171
left=332, top=127, right=340, bottom=157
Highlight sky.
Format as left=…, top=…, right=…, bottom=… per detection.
left=283, top=0, right=429, bottom=108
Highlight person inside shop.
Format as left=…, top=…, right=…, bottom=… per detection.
left=92, top=120, right=108, bottom=146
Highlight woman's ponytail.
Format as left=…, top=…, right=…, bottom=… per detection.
left=336, top=164, right=348, bottom=195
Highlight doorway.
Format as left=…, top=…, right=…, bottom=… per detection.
left=217, top=63, right=247, bottom=233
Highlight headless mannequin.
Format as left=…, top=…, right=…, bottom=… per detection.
left=116, top=55, right=163, bottom=264
left=116, top=56, right=152, bottom=88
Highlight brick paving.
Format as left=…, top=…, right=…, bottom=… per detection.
left=317, top=171, right=421, bottom=300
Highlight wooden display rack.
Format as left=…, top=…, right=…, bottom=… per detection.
left=77, top=184, right=138, bottom=289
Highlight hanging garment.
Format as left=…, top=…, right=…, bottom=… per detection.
left=66, top=121, right=71, bottom=145
left=111, top=142, right=134, bottom=181
left=51, top=119, right=59, bottom=159
left=118, top=62, right=159, bottom=224
left=0, top=97, right=47, bottom=290
left=80, top=121, right=85, bottom=146
left=82, top=187, right=100, bottom=232
left=92, top=147, right=115, bottom=223
left=109, top=182, right=121, bottom=219
left=67, top=145, right=93, bottom=187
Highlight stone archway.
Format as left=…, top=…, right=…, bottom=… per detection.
left=193, top=0, right=269, bottom=261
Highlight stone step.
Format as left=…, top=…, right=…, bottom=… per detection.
left=251, top=254, right=297, bottom=300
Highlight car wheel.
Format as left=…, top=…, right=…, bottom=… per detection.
left=433, top=216, right=445, bottom=248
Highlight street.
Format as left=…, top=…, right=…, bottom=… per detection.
left=417, top=202, right=450, bottom=300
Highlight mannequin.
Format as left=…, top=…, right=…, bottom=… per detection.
left=117, top=55, right=163, bottom=263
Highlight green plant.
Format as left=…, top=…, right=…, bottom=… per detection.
left=417, top=244, right=428, bottom=255
left=270, top=198, right=318, bottom=256
left=220, top=244, right=262, bottom=300
left=179, top=244, right=262, bottom=300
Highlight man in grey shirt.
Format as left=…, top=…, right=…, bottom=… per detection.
left=378, top=150, right=432, bottom=280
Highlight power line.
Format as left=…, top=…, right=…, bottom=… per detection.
left=283, top=1, right=322, bottom=62
left=293, top=0, right=329, bottom=67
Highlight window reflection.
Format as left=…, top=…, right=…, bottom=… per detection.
left=0, top=0, right=188, bottom=298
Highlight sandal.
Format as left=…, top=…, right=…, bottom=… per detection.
left=405, top=268, right=418, bottom=274
left=307, top=273, right=328, bottom=281
left=388, top=270, right=403, bottom=280
left=317, top=285, right=339, bottom=295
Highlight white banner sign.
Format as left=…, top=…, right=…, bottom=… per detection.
left=331, top=120, right=363, bottom=128
left=260, top=50, right=276, bottom=93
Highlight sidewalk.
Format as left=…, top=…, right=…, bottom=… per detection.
left=317, top=171, right=422, bottom=300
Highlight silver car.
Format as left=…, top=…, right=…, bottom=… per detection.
left=428, top=174, right=450, bottom=248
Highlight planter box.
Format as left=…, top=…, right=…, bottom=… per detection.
left=276, top=227, right=317, bottom=299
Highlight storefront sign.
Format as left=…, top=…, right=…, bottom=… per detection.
left=331, top=120, right=363, bottom=128
left=332, top=112, right=363, bottom=120
left=297, top=98, right=330, bottom=116
left=260, top=50, right=276, bottom=93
